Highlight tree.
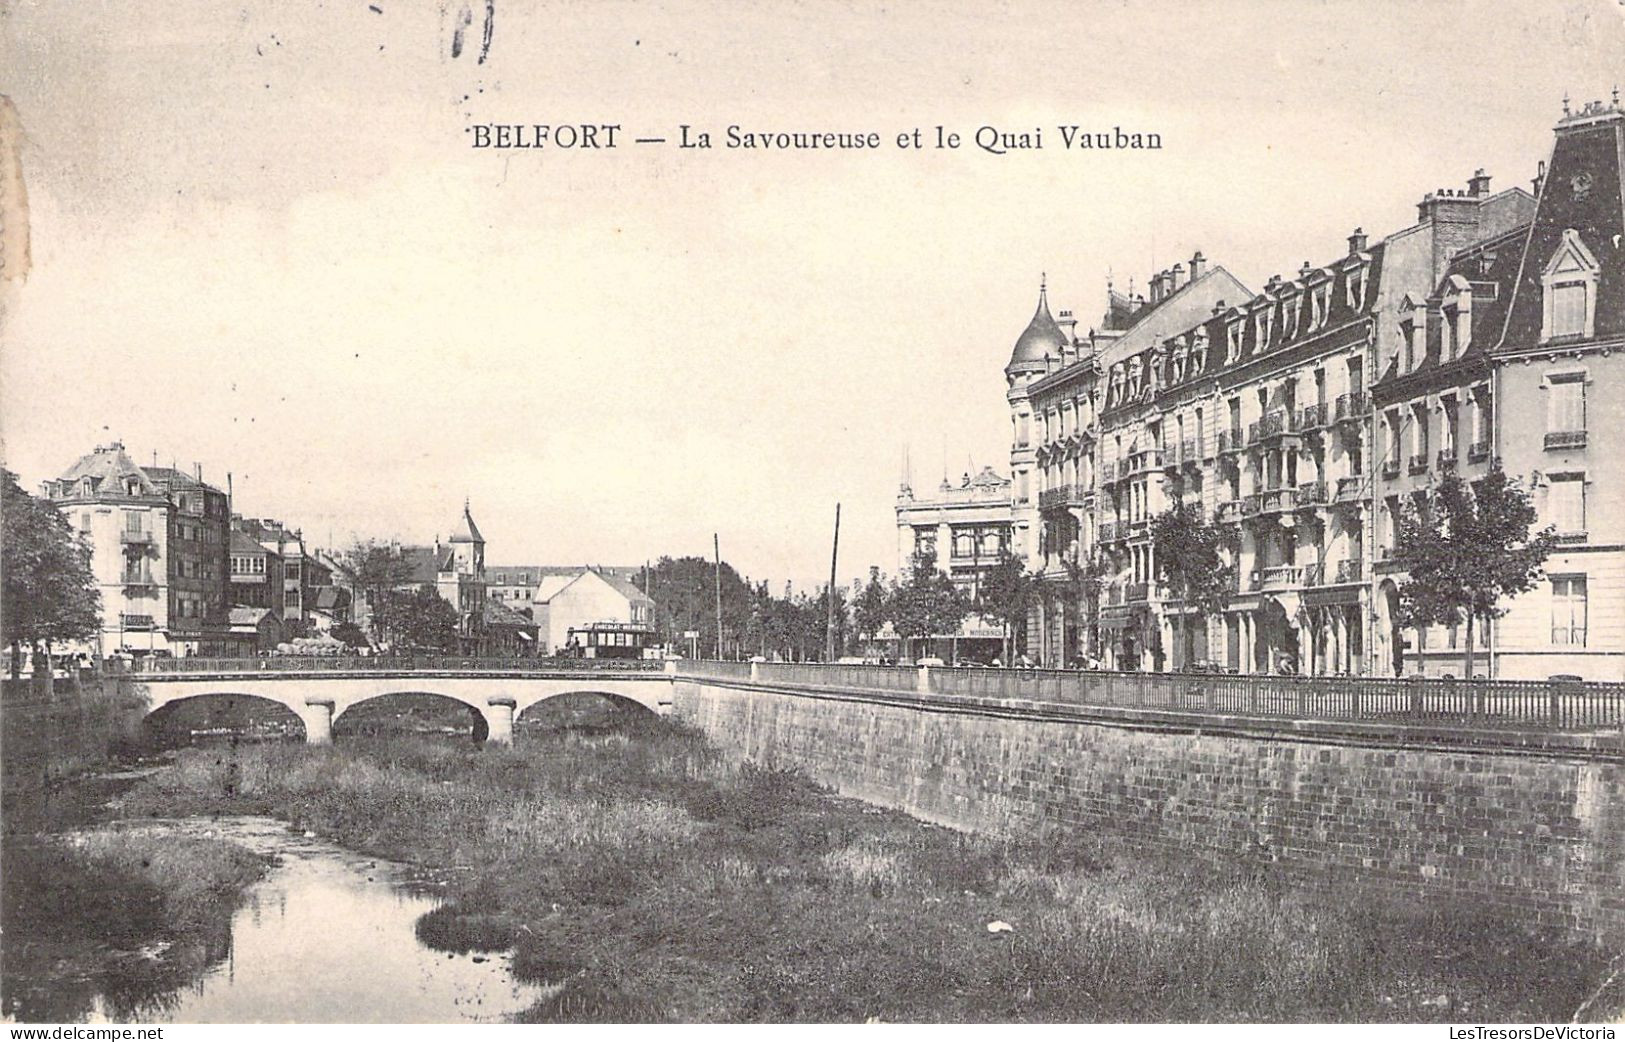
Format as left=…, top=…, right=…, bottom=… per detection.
left=1150, top=500, right=1234, bottom=669
left=379, top=584, right=462, bottom=652
left=2, top=469, right=100, bottom=678
left=641, top=556, right=754, bottom=658
left=330, top=621, right=369, bottom=649
left=976, top=550, right=1033, bottom=663
left=345, top=540, right=417, bottom=647
left=887, top=552, right=967, bottom=662
left=1394, top=466, right=1556, bottom=678
left=852, top=566, right=889, bottom=652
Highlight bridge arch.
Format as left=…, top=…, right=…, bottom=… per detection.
left=515, top=689, right=663, bottom=732
left=142, top=691, right=307, bottom=746
left=333, top=690, right=494, bottom=743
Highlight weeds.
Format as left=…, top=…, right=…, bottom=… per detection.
left=103, top=724, right=1623, bottom=1024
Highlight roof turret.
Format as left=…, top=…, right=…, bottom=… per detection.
left=1006, top=276, right=1069, bottom=374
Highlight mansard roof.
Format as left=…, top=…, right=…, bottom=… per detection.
left=1100, top=243, right=1385, bottom=413
left=1496, top=100, right=1625, bottom=352
left=1374, top=224, right=1525, bottom=393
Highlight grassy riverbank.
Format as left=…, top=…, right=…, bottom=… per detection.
left=1, top=825, right=270, bottom=1021
left=112, top=724, right=1620, bottom=1023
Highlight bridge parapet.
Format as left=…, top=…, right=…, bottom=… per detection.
left=128, top=656, right=669, bottom=675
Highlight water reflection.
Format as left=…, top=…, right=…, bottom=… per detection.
left=87, top=818, right=544, bottom=1023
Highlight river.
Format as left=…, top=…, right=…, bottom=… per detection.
left=83, top=817, right=549, bottom=1023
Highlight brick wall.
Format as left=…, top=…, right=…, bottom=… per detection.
left=675, top=679, right=1625, bottom=941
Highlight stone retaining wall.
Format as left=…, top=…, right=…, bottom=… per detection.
left=674, top=679, right=1625, bottom=941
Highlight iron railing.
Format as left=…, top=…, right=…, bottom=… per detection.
left=677, top=661, right=1625, bottom=734
left=132, top=656, right=668, bottom=674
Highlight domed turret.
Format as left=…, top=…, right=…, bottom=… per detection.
left=1006, top=277, right=1069, bottom=376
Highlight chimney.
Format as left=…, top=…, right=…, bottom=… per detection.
left=1212, top=299, right=1227, bottom=316
left=1347, top=227, right=1368, bottom=254
left=1189, top=250, right=1207, bottom=281
left=1170, top=262, right=1186, bottom=292
left=194, top=462, right=202, bottom=482
left=1532, top=160, right=1546, bottom=196
left=1467, top=168, right=1491, bottom=197
left=1057, top=308, right=1078, bottom=341
left=1298, top=261, right=1313, bottom=280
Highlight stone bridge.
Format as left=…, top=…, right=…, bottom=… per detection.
left=119, top=665, right=676, bottom=745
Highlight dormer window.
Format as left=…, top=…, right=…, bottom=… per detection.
left=1310, top=282, right=1331, bottom=330
left=1541, top=229, right=1599, bottom=342
left=1345, top=262, right=1368, bottom=310
left=1191, top=328, right=1209, bottom=372
left=1397, top=296, right=1422, bottom=374
left=1253, top=306, right=1273, bottom=349
left=1226, top=318, right=1243, bottom=362
left=1280, top=294, right=1299, bottom=340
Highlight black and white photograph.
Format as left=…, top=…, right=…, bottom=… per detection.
left=2, top=0, right=1623, bottom=1028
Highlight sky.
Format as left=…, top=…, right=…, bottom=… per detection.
left=2, top=0, right=1623, bottom=590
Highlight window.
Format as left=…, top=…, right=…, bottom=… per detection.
left=1552, top=283, right=1587, bottom=337
left=1547, top=374, right=1585, bottom=434
left=1547, top=474, right=1585, bottom=535
left=1551, top=576, right=1587, bottom=646
left=1541, top=230, right=1599, bottom=341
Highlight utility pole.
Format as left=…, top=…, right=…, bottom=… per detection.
left=713, top=533, right=723, bottom=660
left=826, top=503, right=841, bottom=661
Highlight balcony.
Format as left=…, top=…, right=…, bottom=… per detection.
left=1336, top=559, right=1364, bottom=584
left=1436, top=448, right=1458, bottom=470
left=1217, top=428, right=1246, bottom=455
left=1216, top=499, right=1242, bottom=524
left=1242, top=494, right=1263, bottom=518
left=1099, top=521, right=1120, bottom=543
left=1381, top=459, right=1401, bottom=480
left=1335, top=390, right=1368, bottom=423
left=1125, top=581, right=1150, bottom=603
left=1258, top=565, right=1302, bottom=590
left=1039, top=484, right=1087, bottom=510
left=1554, top=531, right=1588, bottom=545
left=1302, top=563, right=1324, bottom=586
left=122, top=574, right=158, bottom=594
left=1296, top=402, right=1329, bottom=431
left=1105, top=585, right=1125, bottom=607
left=1294, top=480, right=1327, bottom=507
left=1545, top=430, right=1587, bottom=451
left=1334, top=476, right=1363, bottom=503
left=120, top=529, right=155, bottom=545
left=1258, top=487, right=1294, bottom=515
left=1248, top=410, right=1295, bottom=445
left=1407, top=453, right=1428, bottom=475
left=1180, top=437, right=1199, bottom=467
left=1467, top=440, right=1491, bottom=464
left=1122, top=450, right=1163, bottom=476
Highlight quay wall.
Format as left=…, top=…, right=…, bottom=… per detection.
left=673, top=678, right=1625, bottom=941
